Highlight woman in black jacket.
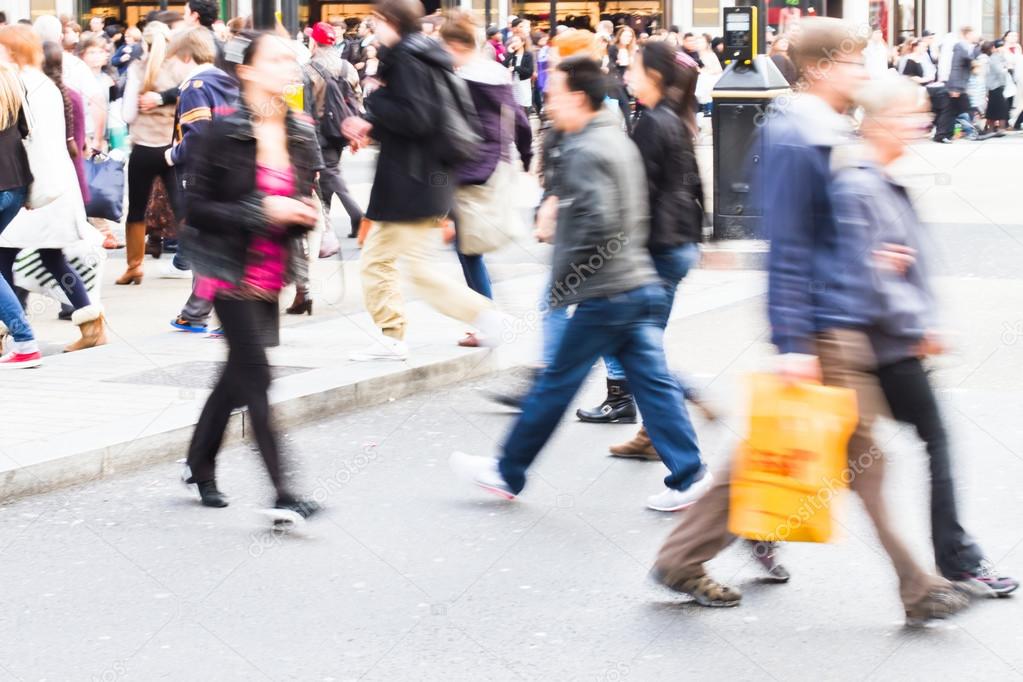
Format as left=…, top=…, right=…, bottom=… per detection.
left=577, top=41, right=711, bottom=443
left=180, top=30, right=324, bottom=524
left=504, top=35, right=535, bottom=118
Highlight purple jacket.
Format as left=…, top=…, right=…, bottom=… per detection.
left=457, top=58, right=533, bottom=186
left=68, top=88, right=89, bottom=205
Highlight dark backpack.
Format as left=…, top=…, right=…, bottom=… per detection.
left=310, top=61, right=357, bottom=148
left=414, top=56, right=483, bottom=166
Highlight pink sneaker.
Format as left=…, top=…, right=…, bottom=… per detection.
left=0, top=351, right=42, bottom=369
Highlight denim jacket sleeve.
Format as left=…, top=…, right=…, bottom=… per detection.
left=766, top=142, right=820, bottom=355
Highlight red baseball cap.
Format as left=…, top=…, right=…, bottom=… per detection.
left=305, top=21, right=336, bottom=46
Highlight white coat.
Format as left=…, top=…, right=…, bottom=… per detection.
left=0, top=68, right=96, bottom=250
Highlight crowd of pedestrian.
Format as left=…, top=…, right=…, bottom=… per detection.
left=0, top=2, right=1016, bottom=623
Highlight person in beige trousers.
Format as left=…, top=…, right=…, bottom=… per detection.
left=342, top=0, right=502, bottom=362
left=651, top=19, right=968, bottom=627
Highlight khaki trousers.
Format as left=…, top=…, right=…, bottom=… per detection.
left=360, top=219, right=493, bottom=341
left=654, top=328, right=947, bottom=608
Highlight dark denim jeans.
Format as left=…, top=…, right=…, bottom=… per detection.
left=0, top=187, right=35, bottom=344
left=500, top=283, right=704, bottom=494
left=606, top=243, right=699, bottom=380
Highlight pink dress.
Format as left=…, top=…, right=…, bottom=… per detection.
left=196, top=164, right=294, bottom=301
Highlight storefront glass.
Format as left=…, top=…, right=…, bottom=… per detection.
left=765, top=0, right=824, bottom=33
left=509, top=0, right=662, bottom=34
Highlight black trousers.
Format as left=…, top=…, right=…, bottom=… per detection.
left=318, top=146, right=363, bottom=234
left=126, top=143, right=177, bottom=223
left=187, top=297, right=291, bottom=500
left=929, top=85, right=954, bottom=141
left=876, top=357, right=985, bottom=577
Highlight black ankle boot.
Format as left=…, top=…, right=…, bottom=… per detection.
left=197, top=480, right=229, bottom=508
left=576, top=379, right=637, bottom=423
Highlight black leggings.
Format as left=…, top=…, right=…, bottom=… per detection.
left=875, top=357, right=986, bottom=577
left=186, top=297, right=291, bottom=501
left=126, top=143, right=178, bottom=223
left=0, top=248, right=91, bottom=310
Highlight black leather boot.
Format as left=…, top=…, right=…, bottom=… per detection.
left=576, top=379, right=637, bottom=424
left=196, top=480, right=229, bottom=508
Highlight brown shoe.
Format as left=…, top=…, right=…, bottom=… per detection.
left=64, top=306, right=108, bottom=353
left=609, top=426, right=659, bottom=460
left=654, top=570, right=742, bottom=607
left=905, top=586, right=970, bottom=627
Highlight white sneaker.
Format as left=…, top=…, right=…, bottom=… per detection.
left=348, top=336, right=409, bottom=361
left=471, top=309, right=510, bottom=347
left=160, top=261, right=192, bottom=279
left=646, top=471, right=714, bottom=512
left=449, top=451, right=515, bottom=500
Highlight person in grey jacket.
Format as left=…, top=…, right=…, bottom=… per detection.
left=946, top=27, right=979, bottom=123
left=450, top=56, right=710, bottom=513
left=833, top=74, right=1018, bottom=598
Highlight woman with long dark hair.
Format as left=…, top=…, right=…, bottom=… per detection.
left=180, top=30, right=324, bottom=524
left=577, top=41, right=712, bottom=449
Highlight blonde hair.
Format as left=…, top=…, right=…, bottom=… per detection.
left=0, top=64, right=22, bottom=130
left=142, top=21, right=170, bottom=92
left=168, top=25, right=216, bottom=65
left=856, top=72, right=927, bottom=116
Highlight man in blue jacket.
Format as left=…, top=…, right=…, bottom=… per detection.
left=652, top=18, right=968, bottom=627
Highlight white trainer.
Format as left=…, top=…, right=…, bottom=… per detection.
left=348, top=336, right=409, bottom=361
left=449, top=451, right=515, bottom=500
left=160, top=261, right=192, bottom=279
left=646, top=471, right=714, bottom=512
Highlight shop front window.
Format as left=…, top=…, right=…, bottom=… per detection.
left=869, top=0, right=890, bottom=42
left=982, top=0, right=996, bottom=36
left=895, top=0, right=915, bottom=36
left=510, top=1, right=662, bottom=35
left=30, top=0, right=58, bottom=21
left=765, top=1, right=825, bottom=34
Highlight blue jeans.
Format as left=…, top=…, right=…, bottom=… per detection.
left=456, top=252, right=493, bottom=299
left=500, top=283, right=704, bottom=494
left=0, top=187, right=34, bottom=345
left=605, top=243, right=699, bottom=381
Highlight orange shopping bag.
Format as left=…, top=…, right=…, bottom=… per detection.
left=728, top=373, right=858, bottom=543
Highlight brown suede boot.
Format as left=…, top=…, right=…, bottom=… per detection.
left=116, top=221, right=146, bottom=285
left=64, top=305, right=108, bottom=353
left=609, top=426, right=659, bottom=460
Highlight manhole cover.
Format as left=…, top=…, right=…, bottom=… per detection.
left=106, top=361, right=312, bottom=390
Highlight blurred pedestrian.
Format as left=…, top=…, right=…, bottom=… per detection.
left=451, top=56, right=711, bottom=513
left=341, top=0, right=503, bottom=361
left=587, top=41, right=711, bottom=455
left=440, top=9, right=532, bottom=347
left=181, top=30, right=323, bottom=522
left=653, top=19, right=970, bottom=627
left=0, top=25, right=107, bottom=353
left=163, top=26, right=239, bottom=334
left=0, top=61, right=41, bottom=368
left=303, top=19, right=364, bottom=252
left=833, top=74, right=1018, bottom=598
left=118, top=20, right=182, bottom=285
left=504, top=34, right=534, bottom=118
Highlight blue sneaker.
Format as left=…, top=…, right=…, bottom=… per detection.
left=171, top=317, right=208, bottom=333
left=207, top=327, right=224, bottom=338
